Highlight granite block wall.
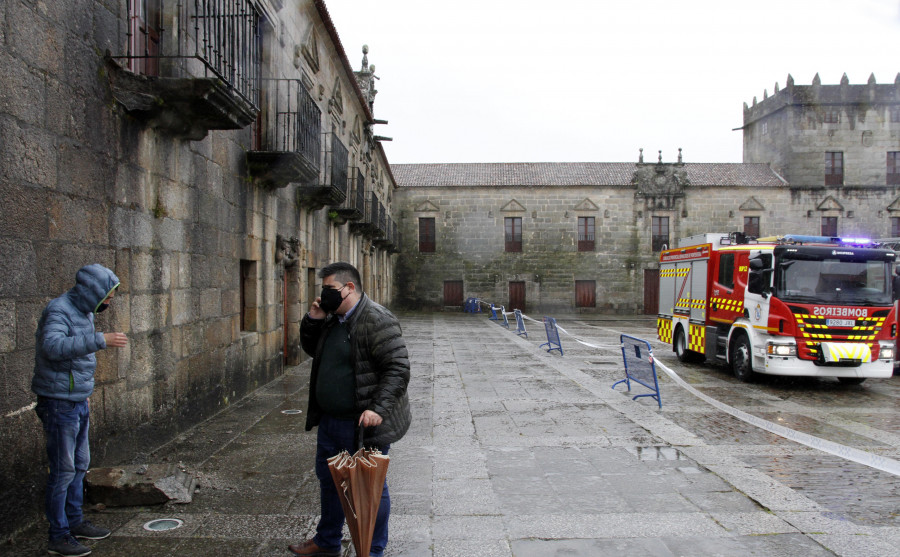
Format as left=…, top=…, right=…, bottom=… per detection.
left=0, top=0, right=398, bottom=538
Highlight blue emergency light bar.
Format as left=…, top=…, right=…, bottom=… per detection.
left=782, top=234, right=873, bottom=246
left=840, top=237, right=874, bottom=246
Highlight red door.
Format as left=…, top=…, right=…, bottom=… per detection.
left=443, top=280, right=464, bottom=306
left=575, top=280, right=596, bottom=308
left=509, top=281, right=526, bottom=311
left=644, top=269, right=660, bottom=315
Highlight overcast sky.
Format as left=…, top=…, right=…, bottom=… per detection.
left=324, top=0, right=900, bottom=165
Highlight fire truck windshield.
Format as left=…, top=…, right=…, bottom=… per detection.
left=774, top=256, right=892, bottom=305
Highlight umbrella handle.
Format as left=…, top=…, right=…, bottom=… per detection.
left=355, top=423, right=366, bottom=452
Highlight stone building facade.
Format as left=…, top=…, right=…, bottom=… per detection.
left=0, top=0, right=398, bottom=537
left=393, top=75, right=900, bottom=315
left=743, top=73, right=900, bottom=188
left=393, top=161, right=788, bottom=313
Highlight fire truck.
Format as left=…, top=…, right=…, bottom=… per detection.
left=657, top=233, right=896, bottom=383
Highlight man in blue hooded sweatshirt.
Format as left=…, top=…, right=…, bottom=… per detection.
left=32, top=264, right=128, bottom=557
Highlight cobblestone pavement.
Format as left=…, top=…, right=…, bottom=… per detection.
left=564, top=316, right=900, bottom=530
left=8, top=312, right=900, bottom=556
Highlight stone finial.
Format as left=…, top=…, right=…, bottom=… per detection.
left=658, top=150, right=662, bottom=163
left=895, top=73, right=900, bottom=86
left=361, top=44, right=369, bottom=73
left=812, top=72, right=821, bottom=86
left=752, top=96, right=757, bottom=107
left=677, top=148, right=682, bottom=164
left=786, top=74, right=794, bottom=88
left=774, top=82, right=779, bottom=93
left=639, top=148, right=644, bottom=163
left=840, top=72, right=849, bottom=86
left=763, top=89, right=768, bottom=100
left=868, top=73, right=876, bottom=85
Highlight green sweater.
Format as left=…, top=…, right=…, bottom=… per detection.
left=314, top=321, right=356, bottom=419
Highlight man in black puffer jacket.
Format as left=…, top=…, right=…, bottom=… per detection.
left=289, top=262, right=411, bottom=557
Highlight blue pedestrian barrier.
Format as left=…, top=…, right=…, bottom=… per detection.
left=464, top=297, right=482, bottom=313
left=513, top=309, right=527, bottom=337
left=489, top=304, right=499, bottom=320
left=539, top=316, right=563, bottom=355
left=612, top=334, right=662, bottom=408
left=500, top=306, right=510, bottom=328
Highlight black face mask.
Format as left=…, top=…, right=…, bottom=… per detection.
left=96, top=303, right=110, bottom=313
left=319, top=286, right=347, bottom=314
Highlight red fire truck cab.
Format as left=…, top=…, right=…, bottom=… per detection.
left=657, top=233, right=896, bottom=383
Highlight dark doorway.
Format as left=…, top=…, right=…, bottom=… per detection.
left=575, top=280, right=596, bottom=308
left=509, top=281, right=526, bottom=311
left=443, top=280, right=464, bottom=306
left=643, top=269, right=660, bottom=315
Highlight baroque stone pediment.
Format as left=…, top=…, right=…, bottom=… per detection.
left=300, top=28, right=320, bottom=73
left=631, top=163, right=688, bottom=204
left=574, top=198, right=599, bottom=211
left=739, top=196, right=765, bottom=211
left=500, top=199, right=526, bottom=212
left=816, top=196, right=844, bottom=212
left=414, top=200, right=440, bottom=212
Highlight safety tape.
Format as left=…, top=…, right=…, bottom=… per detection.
left=653, top=359, right=900, bottom=477
left=516, top=313, right=613, bottom=351
left=4, top=402, right=36, bottom=419
left=554, top=323, right=613, bottom=351
left=480, top=302, right=900, bottom=477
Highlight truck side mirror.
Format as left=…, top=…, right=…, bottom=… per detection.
left=748, top=271, right=762, bottom=295
left=747, top=256, right=771, bottom=297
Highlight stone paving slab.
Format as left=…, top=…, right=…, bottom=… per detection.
left=10, top=313, right=900, bottom=556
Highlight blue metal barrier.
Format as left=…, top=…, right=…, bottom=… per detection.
left=464, top=297, right=482, bottom=313
left=612, top=334, right=662, bottom=408
left=489, top=304, right=499, bottom=320
left=500, top=306, right=510, bottom=328
left=514, top=309, right=527, bottom=337
left=539, top=317, right=563, bottom=355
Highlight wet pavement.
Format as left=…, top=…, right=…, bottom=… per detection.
left=7, top=312, right=900, bottom=556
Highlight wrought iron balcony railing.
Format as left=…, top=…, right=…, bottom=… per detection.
left=505, top=234, right=523, bottom=252
left=375, top=217, right=393, bottom=248
left=350, top=191, right=381, bottom=236
left=377, top=201, right=386, bottom=237
left=248, top=79, right=321, bottom=188
left=107, top=0, right=261, bottom=139
left=297, top=132, right=348, bottom=210
left=390, top=225, right=402, bottom=254
left=334, top=168, right=366, bottom=222
left=578, top=233, right=595, bottom=252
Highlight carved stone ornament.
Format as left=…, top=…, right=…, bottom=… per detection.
left=275, top=235, right=300, bottom=268
left=862, top=130, right=873, bottom=147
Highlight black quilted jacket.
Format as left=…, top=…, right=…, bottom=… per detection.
left=300, top=294, right=411, bottom=447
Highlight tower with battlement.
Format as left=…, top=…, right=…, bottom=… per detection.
left=743, top=73, right=900, bottom=187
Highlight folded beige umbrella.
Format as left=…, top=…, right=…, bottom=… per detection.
left=327, top=446, right=389, bottom=556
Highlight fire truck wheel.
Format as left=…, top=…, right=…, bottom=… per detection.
left=731, top=335, right=756, bottom=382
left=837, top=377, right=866, bottom=385
left=674, top=327, right=701, bottom=363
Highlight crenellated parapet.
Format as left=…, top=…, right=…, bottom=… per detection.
left=743, top=72, right=900, bottom=126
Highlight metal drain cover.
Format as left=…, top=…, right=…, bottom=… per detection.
left=143, top=518, right=184, bottom=532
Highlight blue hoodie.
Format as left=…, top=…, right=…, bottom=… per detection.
left=32, top=264, right=120, bottom=401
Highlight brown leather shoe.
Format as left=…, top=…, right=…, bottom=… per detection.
left=287, top=539, right=340, bottom=556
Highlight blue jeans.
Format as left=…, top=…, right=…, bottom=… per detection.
left=35, top=397, right=90, bottom=541
left=314, top=415, right=390, bottom=557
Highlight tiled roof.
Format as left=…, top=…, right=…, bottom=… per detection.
left=683, top=163, right=788, bottom=187
left=392, top=162, right=788, bottom=188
